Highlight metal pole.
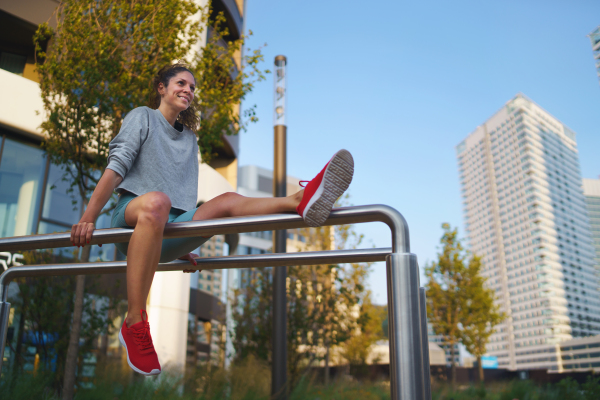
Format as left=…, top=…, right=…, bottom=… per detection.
left=0, top=205, right=410, bottom=253
left=420, top=287, right=432, bottom=400
left=0, top=247, right=389, bottom=376
left=386, top=253, right=425, bottom=400
left=0, top=203, right=414, bottom=396
left=0, top=301, right=10, bottom=372
left=272, top=54, right=288, bottom=400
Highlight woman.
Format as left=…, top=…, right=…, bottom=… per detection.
left=70, top=63, right=354, bottom=376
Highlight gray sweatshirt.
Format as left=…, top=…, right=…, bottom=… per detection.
left=106, top=107, right=199, bottom=211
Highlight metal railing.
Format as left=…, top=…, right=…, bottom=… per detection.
left=0, top=205, right=432, bottom=400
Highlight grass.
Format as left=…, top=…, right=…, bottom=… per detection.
left=2, top=360, right=599, bottom=400
left=432, top=376, right=600, bottom=400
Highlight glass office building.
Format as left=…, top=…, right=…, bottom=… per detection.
left=0, top=132, right=116, bottom=264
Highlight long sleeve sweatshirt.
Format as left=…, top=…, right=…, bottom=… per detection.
left=106, top=106, right=199, bottom=211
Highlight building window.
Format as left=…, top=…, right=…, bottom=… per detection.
left=42, top=163, right=82, bottom=226
left=0, top=52, right=27, bottom=75
left=0, top=137, right=46, bottom=237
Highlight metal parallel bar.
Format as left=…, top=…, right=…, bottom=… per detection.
left=386, top=253, right=425, bottom=400
left=0, top=204, right=432, bottom=400
left=0, top=247, right=390, bottom=376
left=420, top=288, right=432, bottom=400
left=0, top=248, right=391, bottom=377
left=0, top=302, right=9, bottom=369
left=0, top=248, right=391, bottom=301
left=0, top=205, right=410, bottom=254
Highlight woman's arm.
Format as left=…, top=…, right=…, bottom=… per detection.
left=71, top=168, right=123, bottom=247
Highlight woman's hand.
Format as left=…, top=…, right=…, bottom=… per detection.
left=71, top=221, right=97, bottom=247
left=70, top=169, right=122, bottom=248
left=179, top=253, right=201, bottom=273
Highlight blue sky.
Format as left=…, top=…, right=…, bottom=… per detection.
left=236, top=0, right=600, bottom=304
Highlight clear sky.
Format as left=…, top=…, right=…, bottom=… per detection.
left=236, top=0, right=600, bottom=304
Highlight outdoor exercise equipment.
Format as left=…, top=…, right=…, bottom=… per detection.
left=0, top=205, right=432, bottom=400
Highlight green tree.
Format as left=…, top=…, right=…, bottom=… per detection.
left=340, top=294, right=386, bottom=367
left=194, top=11, right=267, bottom=162
left=8, top=250, right=114, bottom=392
left=460, top=268, right=505, bottom=382
left=231, top=198, right=371, bottom=390
left=33, top=1, right=267, bottom=397
left=291, top=219, right=370, bottom=387
left=425, top=223, right=492, bottom=389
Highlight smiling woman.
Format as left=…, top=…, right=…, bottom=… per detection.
left=67, top=60, right=355, bottom=376
left=148, top=62, right=200, bottom=131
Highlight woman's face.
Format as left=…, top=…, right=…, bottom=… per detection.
left=159, top=71, right=196, bottom=113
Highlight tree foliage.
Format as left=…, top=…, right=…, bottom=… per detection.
left=31, top=0, right=267, bottom=395
left=425, top=223, right=504, bottom=387
left=34, top=0, right=267, bottom=203
left=231, top=197, right=372, bottom=390
left=195, top=12, right=267, bottom=162
left=340, top=295, right=386, bottom=366
left=460, top=269, right=505, bottom=381
left=8, top=250, right=115, bottom=390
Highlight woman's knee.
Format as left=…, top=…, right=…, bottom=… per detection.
left=195, top=192, right=242, bottom=219
left=219, top=192, right=243, bottom=215
left=220, top=192, right=242, bottom=202
left=138, top=192, right=171, bottom=224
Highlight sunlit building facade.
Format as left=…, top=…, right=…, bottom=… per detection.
left=582, top=178, right=600, bottom=276
left=456, top=94, right=600, bottom=371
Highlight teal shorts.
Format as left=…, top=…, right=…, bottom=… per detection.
left=111, top=192, right=211, bottom=263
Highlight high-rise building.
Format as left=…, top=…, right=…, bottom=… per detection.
left=588, top=26, right=600, bottom=86
left=582, top=178, right=600, bottom=275
left=456, top=94, right=600, bottom=371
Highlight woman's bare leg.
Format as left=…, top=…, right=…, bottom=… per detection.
left=193, top=190, right=304, bottom=221
left=123, top=192, right=171, bottom=327
left=122, top=190, right=303, bottom=327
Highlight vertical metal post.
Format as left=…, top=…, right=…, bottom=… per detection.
left=272, top=54, right=288, bottom=400
left=0, top=283, right=11, bottom=373
left=35, top=156, right=51, bottom=234
left=386, top=253, right=425, bottom=400
left=420, top=288, right=432, bottom=400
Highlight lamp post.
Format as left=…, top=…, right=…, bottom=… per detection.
left=272, top=54, right=287, bottom=400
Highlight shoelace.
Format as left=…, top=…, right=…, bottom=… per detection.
left=299, top=180, right=309, bottom=188
left=132, top=310, right=154, bottom=352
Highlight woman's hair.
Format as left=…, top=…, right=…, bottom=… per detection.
left=149, top=62, right=200, bottom=131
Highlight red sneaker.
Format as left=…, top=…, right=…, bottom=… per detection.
left=118, top=310, right=161, bottom=376
left=297, top=149, right=354, bottom=227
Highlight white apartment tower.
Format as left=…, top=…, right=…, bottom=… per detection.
left=456, top=94, right=600, bottom=371
left=582, top=178, right=600, bottom=275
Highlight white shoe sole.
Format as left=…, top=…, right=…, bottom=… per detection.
left=119, top=328, right=161, bottom=376
left=303, top=149, right=354, bottom=227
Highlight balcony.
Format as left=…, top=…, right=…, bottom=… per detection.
left=211, top=0, right=243, bottom=41
left=0, top=68, right=45, bottom=140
